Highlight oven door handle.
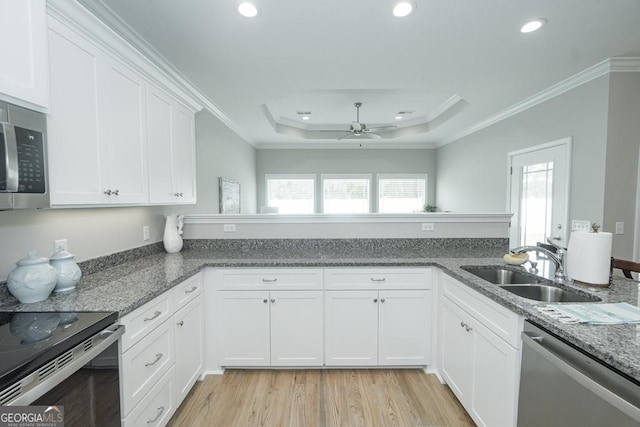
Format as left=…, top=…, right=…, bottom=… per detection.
left=7, top=324, right=124, bottom=406
left=522, top=331, right=640, bottom=422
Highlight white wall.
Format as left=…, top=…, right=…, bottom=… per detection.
left=256, top=148, right=437, bottom=211
left=603, top=72, right=640, bottom=257
left=180, top=110, right=257, bottom=215
left=436, top=75, right=611, bottom=227
left=0, top=206, right=166, bottom=281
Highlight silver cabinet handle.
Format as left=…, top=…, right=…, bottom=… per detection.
left=263, top=299, right=268, bottom=303
left=270, top=298, right=275, bottom=303
left=145, top=353, right=163, bottom=367
left=143, top=311, right=162, bottom=322
left=113, top=189, right=119, bottom=195
left=460, top=321, right=472, bottom=332
left=460, top=321, right=465, bottom=328
left=146, top=406, right=165, bottom=424
left=103, top=189, right=112, bottom=195
left=184, top=286, right=198, bottom=294
left=174, top=192, right=183, bottom=197
left=373, top=298, right=378, bottom=303
left=380, top=298, right=386, bottom=303
left=177, top=320, right=184, bottom=326
left=262, top=278, right=278, bottom=283
left=370, top=277, right=386, bottom=282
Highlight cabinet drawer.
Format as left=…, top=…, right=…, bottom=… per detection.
left=120, top=319, right=174, bottom=416
left=442, top=273, right=522, bottom=348
left=123, top=366, right=176, bottom=427
left=215, top=268, right=323, bottom=290
left=173, top=273, right=202, bottom=311
left=325, top=268, right=432, bottom=289
left=120, top=292, right=173, bottom=352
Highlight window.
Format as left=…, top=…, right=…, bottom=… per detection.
left=322, top=174, right=371, bottom=213
left=377, top=174, right=427, bottom=213
left=265, top=174, right=315, bottom=214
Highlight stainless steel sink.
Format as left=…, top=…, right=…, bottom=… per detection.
left=461, top=266, right=540, bottom=284
left=461, top=266, right=602, bottom=303
left=498, top=284, right=600, bottom=303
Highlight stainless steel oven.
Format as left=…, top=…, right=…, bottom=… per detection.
left=0, top=312, right=123, bottom=426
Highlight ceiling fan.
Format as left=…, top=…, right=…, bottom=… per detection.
left=332, top=102, right=397, bottom=140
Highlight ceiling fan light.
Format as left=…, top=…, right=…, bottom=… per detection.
left=302, top=116, right=310, bottom=120
left=238, top=2, right=258, bottom=18
left=395, top=115, right=403, bottom=120
left=393, top=1, right=415, bottom=17
left=521, top=18, right=546, bottom=33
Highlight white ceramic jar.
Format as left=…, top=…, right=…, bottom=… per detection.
left=50, top=249, right=82, bottom=292
left=7, top=251, right=58, bottom=304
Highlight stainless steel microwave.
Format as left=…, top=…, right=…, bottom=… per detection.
left=0, top=101, right=49, bottom=210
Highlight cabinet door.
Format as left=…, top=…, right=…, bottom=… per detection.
left=47, top=19, right=106, bottom=205
left=378, top=290, right=431, bottom=366
left=147, top=85, right=174, bottom=204
left=174, top=296, right=204, bottom=405
left=170, top=101, right=196, bottom=204
left=270, top=290, right=323, bottom=366
left=440, top=297, right=472, bottom=405
left=324, top=290, right=378, bottom=366
left=217, top=291, right=270, bottom=366
left=102, top=59, right=148, bottom=204
left=0, top=0, right=49, bottom=110
left=468, top=321, right=520, bottom=427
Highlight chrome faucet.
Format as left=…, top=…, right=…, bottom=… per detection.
left=510, top=239, right=569, bottom=282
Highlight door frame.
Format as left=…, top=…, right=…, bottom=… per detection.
left=506, top=137, right=572, bottom=247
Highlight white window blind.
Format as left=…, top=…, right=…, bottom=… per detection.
left=322, top=175, right=371, bottom=213
left=378, top=174, right=427, bottom=213
left=266, top=175, right=315, bottom=214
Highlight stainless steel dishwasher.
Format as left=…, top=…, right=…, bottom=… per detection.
left=518, top=321, right=640, bottom=426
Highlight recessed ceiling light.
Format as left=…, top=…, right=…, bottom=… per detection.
left=302, top=116, right=310, bottom=121
left=393, top=1, right=415, bottom=17
left=521, top=18, right=546, bottom=33
left=395, top=115, right=403, bottom=120
left=238, top=2, right=258, bottom=18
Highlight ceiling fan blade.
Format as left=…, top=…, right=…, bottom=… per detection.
left=337, top=133, right=355, bottom=140
left=365, top=133, right=382, bottom=139
left=367, top=125, right=398, bottom=131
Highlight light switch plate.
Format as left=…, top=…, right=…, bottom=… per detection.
left=143, top=225, right=150, bottom=241
left=615, top=222, right=624, bottom=235
left=224, top=224, right=236, bottom=232
left=54, top=239, right=68, bottom=252
left=421, top=223, right=435, bottom=231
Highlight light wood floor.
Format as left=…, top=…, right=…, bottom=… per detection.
left=168, top=369, right=475, bottom=427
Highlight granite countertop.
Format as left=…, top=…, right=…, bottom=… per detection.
left=1, top=245, right=638, bottom=384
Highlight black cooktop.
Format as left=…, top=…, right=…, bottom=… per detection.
left=0, top=311, right=118, bottom=392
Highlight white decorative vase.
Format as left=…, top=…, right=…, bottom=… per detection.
left=50, top=249, right=82, bottom=292
left=7, top=251, right=58, bottom=304
left=163, top=215, right=184, bottom=253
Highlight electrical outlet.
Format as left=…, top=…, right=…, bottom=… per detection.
left=421, top=223, right=435, bottom=231
left=224, top=224, right=236, bottom=233
left=143, top=225, right=150, bottom=241
left=54, top=239, right=68, bottom=252
left=571, top=220, right=591, bottom=232
left=615, top=222, right=624, bottom=235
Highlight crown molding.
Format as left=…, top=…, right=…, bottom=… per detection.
left=440, top=57, right=640, bottom=147
left=71, top=0, right=255, bottom=146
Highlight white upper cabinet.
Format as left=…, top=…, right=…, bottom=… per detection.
left=101, top=59, right=148, bottom=204
left=147, top=85, right=196, bottom=205
left=0, top=0, right=49, bottom=110
left=47, top=18, right=148, bottom=206
left=45, top=4, right=199, bottom=207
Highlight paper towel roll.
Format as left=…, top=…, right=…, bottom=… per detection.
left=566, top=231, right=613, bottom=285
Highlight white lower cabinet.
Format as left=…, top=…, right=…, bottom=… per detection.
left=120, top=273, right=204, bottom=427
left=217, top=290, right=324, bottom=367
left=439, top=274, right=523, bottom=427
left=123, top=367, right=176, bottom=427
left=324, top=289, right=431, bottom=366
left=174, top=296, right=204, bottom=404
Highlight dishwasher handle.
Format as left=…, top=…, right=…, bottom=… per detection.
left=522, top=330, right=640, bottom=422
